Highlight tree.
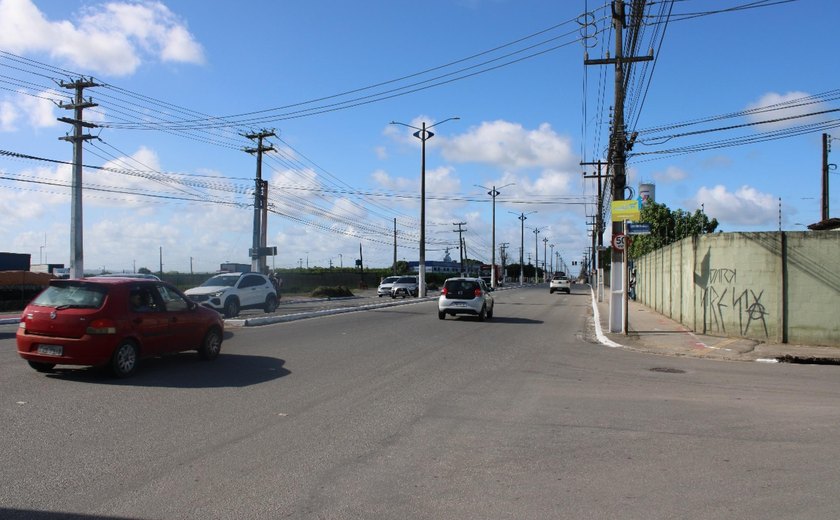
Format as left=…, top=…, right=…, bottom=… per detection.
left=628, top=201, right=718, bottom=258
left=138, top=267, right=152, bottom=274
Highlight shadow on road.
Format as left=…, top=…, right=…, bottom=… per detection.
left=44, top=353, right=290, bottom=389
left=0, top=509, right=141, bottom=520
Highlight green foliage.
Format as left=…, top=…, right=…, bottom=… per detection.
left=628, top=201, right=719, bottom=258
left=137, top=267, right=152, bottom=274
left=311, top=286, right=354, bottom=298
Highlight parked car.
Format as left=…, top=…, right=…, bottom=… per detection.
left=185, top=272, right=277, bottom=318
left=377, top=276, right=401, bottom=297
left=438, top=277, right=494, bottom=321
left=390, top=276, right=419, bottom=298
left=549, top=274, right=571, bottom=294
left=16, top=278, right=224, bottom=378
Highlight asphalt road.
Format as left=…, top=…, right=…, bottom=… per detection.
left=2, top=285, right=840, bottom=519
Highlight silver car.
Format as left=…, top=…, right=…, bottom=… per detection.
left=438, top=277, right=494, bottom=321
left=390, top=276, right=418, bottom=298
left=377, top=276, right=401, bottom=297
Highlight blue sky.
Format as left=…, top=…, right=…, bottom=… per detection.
left=0, top=0, right=837, bottom=274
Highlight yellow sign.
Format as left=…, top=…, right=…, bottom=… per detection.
left=611, top=199, right=641, bottom=221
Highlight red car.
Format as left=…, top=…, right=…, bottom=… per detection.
left=17, top=277, right=225, bottom=378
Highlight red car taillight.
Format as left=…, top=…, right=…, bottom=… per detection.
left=86, top=319, right=117, bottom=335
left=474, top=288, right=482, bottom=298
left=441, top=287, right=448, bottom=296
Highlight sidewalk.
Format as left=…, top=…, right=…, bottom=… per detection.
left=591, top=288, right=840, bottom=364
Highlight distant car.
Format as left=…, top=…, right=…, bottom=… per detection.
left=438, top=277, right=494, bottom=321
left=16, top=278, right=224, bottom=378
left=377, top=276, right=401, bottom=297
left=185, top=272, right=277, bottom=318
left=91, top=273, right=161, bottom=281
left=390, top=276, right=419, bottom=298
left=549, top=274, right=571, bottom=294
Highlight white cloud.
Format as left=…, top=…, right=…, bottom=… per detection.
left=691, top=184, right=777, bottom=226
left=0, top=99, right=19, bottom=131
left=0, top=0, right=205, bottom=76
left=745, top=91, right=826, bottom=131
left=443, top=120, right=576, bottom=170
left=652, top=166, right=688, bottom=183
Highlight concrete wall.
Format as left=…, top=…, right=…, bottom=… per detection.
left=635, top=232, right=840, bottom=347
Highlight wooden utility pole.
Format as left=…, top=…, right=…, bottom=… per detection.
left=58, top=77, right=100, bottom=279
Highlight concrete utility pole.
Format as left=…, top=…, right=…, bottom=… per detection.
left=244, top=129, right=276, bottom=274
left=532, top=227, right=542, bottom=283
left=58, top=77, right=100, bottom=279
left=510, top=212, right=534, bottom=285
left=393, top=218, right=398, bottom=275
left=584, top=0, right=652, bottom=333
left=390, top=117, right=460, bottom=297
left=453, top=222, right=467, bottom=276
left=542, top=237, right=549, bottom=283
left=499, top=242, right=509, bottom=285
left=822, top=133, right=831, bottom=221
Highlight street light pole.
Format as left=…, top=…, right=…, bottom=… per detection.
left=478, top=183, right=513, bottom=289
left=550, top=244, right=555, bottom=276
left=543, top=237, right=548, bottom=283
left=510, top=211, right=535, bottom=285
left=533, top=228, right=540, bottom=284
left=390, top=117, right=460, bottom=297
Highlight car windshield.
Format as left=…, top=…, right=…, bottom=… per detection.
left=381, top=277, right=399, bottom=284
left=201, top=275, right=240, bottom=287
left=32, top=282, right=107, bottom=309
left=396, top=277, right=415, bottom=284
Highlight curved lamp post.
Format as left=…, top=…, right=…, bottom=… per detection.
left=390, top=117, right=460, bottom=297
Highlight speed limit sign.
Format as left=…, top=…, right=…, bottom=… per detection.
left=612, top=234, right=626, bottom=251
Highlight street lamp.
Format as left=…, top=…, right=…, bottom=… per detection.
left=477, top=183, right=514, bottom=289
left=533, top=227, right=541, bottom=283
left=390, top=117, right=460, bottom=297
left=543, top=237, right=548, bottom=283
left=510, top=211, right=535, bottom=285
left=550, top=243, right=555, bottom=276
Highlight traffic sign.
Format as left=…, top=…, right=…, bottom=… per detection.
left=627, top=223, right=651, bottom=235
left=612, top=234, right=626, bottom=250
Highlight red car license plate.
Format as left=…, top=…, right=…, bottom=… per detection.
left=37, top=344, right=63, bottom=356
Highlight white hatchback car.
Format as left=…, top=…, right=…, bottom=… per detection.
left=549, top=274, right=571, bottom=294
left=438, top=277, right=494, bottom=321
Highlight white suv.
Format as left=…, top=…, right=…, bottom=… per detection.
left=438, top=277, right=494, bottom=321
left=185, top=272, right=278, bottom=318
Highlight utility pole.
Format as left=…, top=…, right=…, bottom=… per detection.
left=511, top=211, right=534, bottom=285
left=532, top=227, right=542, bottom=283
left=393, top=218, right=398, bottom=275
left=499, top=242, right=509, bottom=285
left=244, top=129, right=276, bottom=274
left=822, top=133, right=831, bottom=221
left=58, top=77, right=100, bottom=279
left=543, top=237, right=549, bottom=283
left=584, top=0, right=652, bottom=333
left=453, top=222, right=467, bottom=276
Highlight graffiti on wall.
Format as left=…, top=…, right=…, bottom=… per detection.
left=702, top=268, right=769, bottom=338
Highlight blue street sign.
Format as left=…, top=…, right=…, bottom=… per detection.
left=627, top=223, right=651, bottom=235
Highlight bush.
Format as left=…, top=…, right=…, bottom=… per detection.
left=311, top=285, right=354, bottom=298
